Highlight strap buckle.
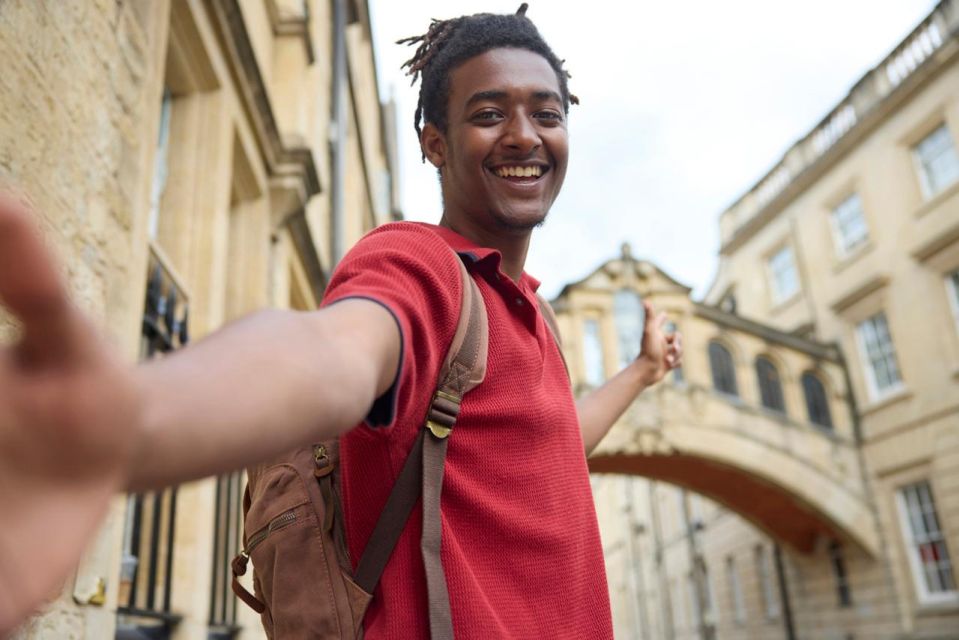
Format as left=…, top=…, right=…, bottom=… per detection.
left=425, top=390, right=461, bottom=439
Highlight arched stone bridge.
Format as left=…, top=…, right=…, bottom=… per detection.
left=552, top=249, right=879, bottom=556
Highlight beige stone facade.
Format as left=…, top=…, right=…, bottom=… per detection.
left=1, top=1, right=398, bottom=638
left=572, top=2, right=959, bottom=638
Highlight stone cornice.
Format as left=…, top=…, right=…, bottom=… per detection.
left=207, top=0, right=321, bottom=208
left=694, top=303, right=841, bottom=361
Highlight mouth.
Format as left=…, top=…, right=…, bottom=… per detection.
left=487, top=163, right=550, bottom=183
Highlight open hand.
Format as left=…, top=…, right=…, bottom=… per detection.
left=0, top=194, right=140, bottom=635
left=636, top=300, right=683, bottom=386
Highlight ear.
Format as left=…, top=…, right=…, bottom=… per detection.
left=420, top=122, right=447, bottom=169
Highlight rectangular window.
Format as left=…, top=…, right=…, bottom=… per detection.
left=726, top=556, right=746, bottom=623
left=896, top=481, right=958, bottom=605
left=755, top=545, right=780, bottom=619
left=829, top=541, right=853, bottom=607
left=914, top=124, right=959, bottom=198
left=947, top=269, right=959, bottom=336
left=767, top=246, right=799, bottom=304
left=147, top=89, right=173, bottom=240
left=856, top=312, right=903, bottom=398
left=583, top=318, right=605, bottom=387
left=831, top=193, right=869, bottom=257
left=209, top=471, right=244, bottom=635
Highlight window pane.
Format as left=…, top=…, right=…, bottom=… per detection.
left=857, top=313, right=902, bottom=395
left=948, top=270, right=959, bottom=334
left=709, top=342, right=738, bottom=396
left=832, top=193, right=869, bottom=255
left=583, top=319, right=605, bottom=386
left=802, top=373, right=833, bottom=428
left=768, top=246, right=799, bottom=303
left=614, top=290, right=644, bottom=369
left=898, top=481, right=957, bottom=598
left=756, top=357, right=785, bottom=412
left=915, top=124, right=959, bottom=197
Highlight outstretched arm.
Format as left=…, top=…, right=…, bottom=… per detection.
left=0, top=196, right=399, bottom=633
left=577, top=301, right=682, bottom=455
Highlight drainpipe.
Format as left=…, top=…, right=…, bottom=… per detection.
left=773, top=544, right=797, bottom=640
left=330, top=0, right=346, bottom=265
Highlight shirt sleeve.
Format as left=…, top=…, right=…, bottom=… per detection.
left=321, top=223, right=462, bottom=430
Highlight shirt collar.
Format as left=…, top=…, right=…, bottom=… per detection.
left=424, top=223, right=541, bottom=293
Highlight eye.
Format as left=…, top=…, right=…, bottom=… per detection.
left=472, top=110, right=504, bottom=124
left=534, top=110, right=564, bottom=125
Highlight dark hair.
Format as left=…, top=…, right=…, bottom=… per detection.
left=398, top=3, right=577, bottom=155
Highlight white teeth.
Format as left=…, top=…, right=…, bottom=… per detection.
left=495, top=166, right=543, bottom=178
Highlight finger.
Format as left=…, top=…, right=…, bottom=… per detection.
left=655, top=311, right=668, bottom=331
left=0, top=194, right=78, bottom=363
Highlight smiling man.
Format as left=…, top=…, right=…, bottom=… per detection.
left=0, top=5, right=681, bottom=639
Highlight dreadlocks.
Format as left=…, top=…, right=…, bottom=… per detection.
left=398, top=3, right=578, bottom=158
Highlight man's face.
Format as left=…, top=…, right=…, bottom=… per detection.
left=423, top=48, right=569, bottom=233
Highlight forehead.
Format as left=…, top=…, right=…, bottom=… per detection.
left=447, top=48, right=561, bottom=104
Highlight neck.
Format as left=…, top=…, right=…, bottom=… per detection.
left=438, top=212, right=532, bottom=282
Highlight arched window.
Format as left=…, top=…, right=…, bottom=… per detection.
left=709, top=341, right=738, bottom=396
left=614, top=289, right=645, bottom=369
left=802, top=372, right=833, bottom=429
left=755, top=356, right=785, bottom=413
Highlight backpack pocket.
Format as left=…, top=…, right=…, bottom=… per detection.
left=245, top=463, right=346, bottom=639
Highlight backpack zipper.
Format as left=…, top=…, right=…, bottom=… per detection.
left=243, top=509, right=297, bottom=555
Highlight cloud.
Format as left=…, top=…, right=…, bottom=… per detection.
left=370, top=0, right=938, bottom=298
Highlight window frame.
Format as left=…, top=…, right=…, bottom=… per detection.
left=912, top=123, right=959, bottom=200
left=766, top=245, right=800, bottom=305
left=894, top=480, right=959, bottom=607
left=708, top=341, right=739, bottom=397
left=830, top=192, right=870, bottom=258
left=946, top=269, right=959, bottom=337
left=755, top=545, right=780, bottom=620
left=582, top=317, right=606, bottom=387
left=755, top=356, right=786, bottom=414
left=801, top=371, right=834, bottom=430
left=726, top=556, right=746, bottom=624
left=855, top=311, right=904, bottom=401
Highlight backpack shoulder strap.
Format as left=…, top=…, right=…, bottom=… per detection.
left=353, top=253, right=487, bottom=638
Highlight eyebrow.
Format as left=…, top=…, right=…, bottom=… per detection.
left=465, top=89, right=563, bottom=107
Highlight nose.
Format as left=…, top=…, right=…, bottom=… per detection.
left=502, top=113, right=541, bottom=156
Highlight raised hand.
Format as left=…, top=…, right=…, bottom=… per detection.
left=0, top=194, right=141, bottom=635
left=636, top=300, right=683, bottom=386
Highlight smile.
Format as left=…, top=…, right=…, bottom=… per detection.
left=490, top=165, right=548, bottom=180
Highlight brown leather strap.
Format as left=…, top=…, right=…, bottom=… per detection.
left=422, top=432, right=452, bottom=639
left=351, top=252, right=488, bottom=635
left=536, top=294, right=569, bottom=378
left=353, top=428, right=425, bottom=593
left=419, top=256, right=487, bottom=640
left=231, top=553, right=266, bottom=613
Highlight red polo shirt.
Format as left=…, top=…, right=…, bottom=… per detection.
left=323, top=222, right=612, bottom=639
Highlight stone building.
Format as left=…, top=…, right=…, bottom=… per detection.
left=569, top=1, right=959, bottom=638
left=1, top=1, right=398, bottom=638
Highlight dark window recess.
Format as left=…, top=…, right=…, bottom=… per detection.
left=209, top=471, right=244, bottom=639
left=802, top=372, right=833, bottom=429
left=755, top=357, right=786, bottom=413
left=829, top=540, right=853, bottom=607
left=117, top=252, right=189, bottom=639
left=709, top=342, right=738, bottom=396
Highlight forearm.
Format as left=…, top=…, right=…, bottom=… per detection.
left=577, top=362, right=654, bottom=455
left=128, top=303, right=393, bottom=490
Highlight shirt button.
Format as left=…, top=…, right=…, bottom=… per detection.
left=515, top=298, right=524, bottom=306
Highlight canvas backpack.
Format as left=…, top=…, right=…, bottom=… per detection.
left=230, top=248, right=566, bottom=639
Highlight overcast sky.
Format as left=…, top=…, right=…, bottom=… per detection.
left=367, top=0, right=938, bottom=299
